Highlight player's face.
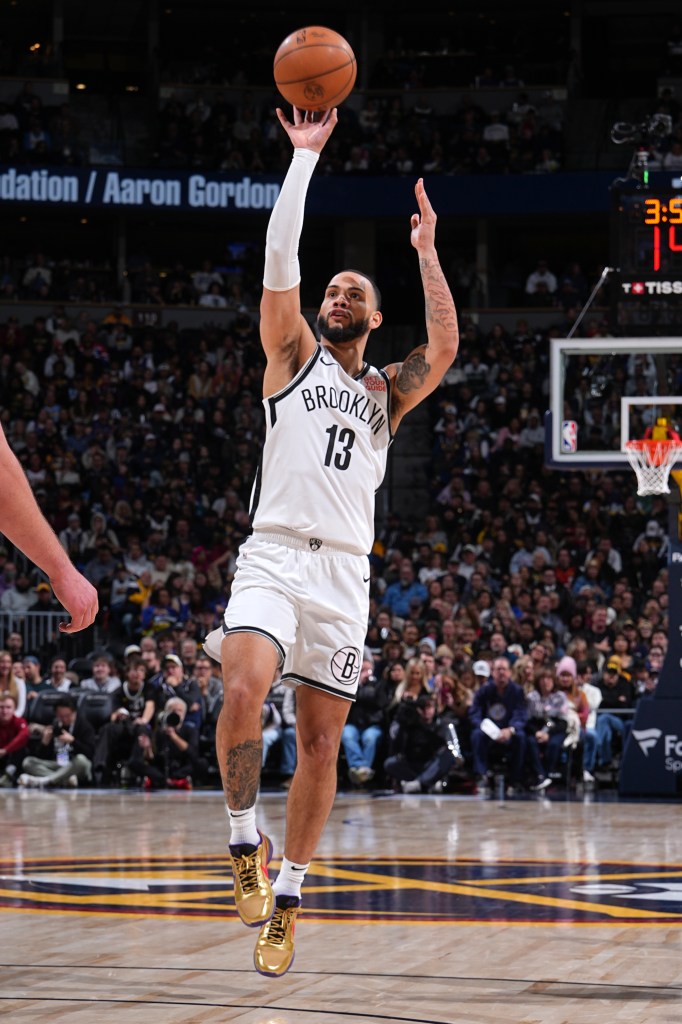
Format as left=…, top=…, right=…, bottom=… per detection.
left=317, top=274, right=375, bottom=345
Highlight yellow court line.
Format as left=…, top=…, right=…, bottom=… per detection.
left=472, top=870, right=682, bottom=886
left=310, top=864, right=682, bottom=921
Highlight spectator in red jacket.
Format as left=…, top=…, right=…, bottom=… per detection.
left=0, top=692, right=30, bottom=786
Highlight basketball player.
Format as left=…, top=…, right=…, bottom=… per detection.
left=0, top=423, right=98, bottom=632
left=203, top=105, right=459, bottom=977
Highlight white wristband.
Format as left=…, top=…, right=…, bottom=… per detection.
left=263, top=148, right=319, bottom=292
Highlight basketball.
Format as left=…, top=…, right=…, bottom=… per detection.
left=273, top=25, right=357, bottom=113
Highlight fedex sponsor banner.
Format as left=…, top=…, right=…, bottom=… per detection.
left=620, top=700, right=682, bottom=795
left=0, top=166, right=281, bottom=211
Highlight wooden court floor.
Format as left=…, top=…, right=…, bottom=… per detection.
left=1, top=787, right=681, bottom=1024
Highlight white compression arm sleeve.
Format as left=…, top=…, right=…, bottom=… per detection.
left=263, top=148, right=319, bottom=291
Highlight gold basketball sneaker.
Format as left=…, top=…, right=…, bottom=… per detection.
left=254, top=894, right=301, bottom=977
left=229, top=831, right=274, bottom=927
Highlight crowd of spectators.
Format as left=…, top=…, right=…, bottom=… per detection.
left=153, top=87, right=569, bottom=178
left=0, top=287, right=672, bottom=797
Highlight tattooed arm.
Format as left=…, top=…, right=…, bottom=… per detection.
left=384, top=177, right=459, bottom=430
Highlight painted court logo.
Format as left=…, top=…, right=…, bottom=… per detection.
left=632, top=728, right=663, bottom=757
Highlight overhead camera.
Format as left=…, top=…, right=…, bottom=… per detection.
left=610, top=113, right=673, bottom=145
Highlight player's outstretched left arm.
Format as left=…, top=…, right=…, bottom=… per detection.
left=385, top=178, right=459, bottom=428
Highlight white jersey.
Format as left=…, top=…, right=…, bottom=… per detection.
left=250, top=345, right=393, bottom=555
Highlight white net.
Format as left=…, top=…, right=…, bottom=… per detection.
left=625, top=440, right=682, bottom=496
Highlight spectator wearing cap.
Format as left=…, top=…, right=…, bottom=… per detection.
left=468, top=656, right=528, bottom=792
left=594, top=655, right=634, bottom=770
left=23, top=654, right=46, bottom=703
left=160, top=653, right=203, bottom=731
left=472, top=659, right=491, bottom=689
left=455, top=545, right=478, bottom=582
left=382, top=559, right=428, bottom=619
left=27, top=581, right=61, bottom=613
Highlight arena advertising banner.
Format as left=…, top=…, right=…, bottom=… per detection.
left=0, top=164, right=620, bottom=216
left=0, top=166, right=282, bottom=211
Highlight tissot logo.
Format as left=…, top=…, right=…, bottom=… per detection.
left=621, top=279, right=682, bottom=295
left=632, top=728, right=663, bottom=756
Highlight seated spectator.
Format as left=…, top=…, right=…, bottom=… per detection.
left=159, top=652, right=202, bottom=730
left=341, top=657, right=390, bottom=786
left=468, top=656, right=528, bottom=793
left=575, top=659, right=602, bottom=783
left=128, top=696, right=203, bottom=790
left=0, top=647, right=26, bottom=716
left=0, top=570, right=35, bottom=614
left=383, top=692, right=461, bottom=794
left=35, top=656, right=73, bottom=695
left=140, top=586, right=181, bottom=637
left=27, top=581, right=62, bottom=614
left=524, top=259, right=557, bottom=297
left=388, top=657, right=431, bottom=711
left=382, top=558, right=429, bottom=618
left=0, top=692, right=30, bottom=787
left=524, top=668, right=570, bottom=789
left=595, top=655, right=634, bottom=770
left=80, top=653, right=121, bottom=694
left=93, top=656, right=156, bottom=786
left=19, top=694, right=95, bottom=788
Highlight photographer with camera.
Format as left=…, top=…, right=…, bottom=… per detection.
left=126, top=695, right=204, bottom=790
left=92, top=655, right=156, bottom=786
left=18, top=695, right=96, bottom=788
left=383, top=691, right=463, bottom=794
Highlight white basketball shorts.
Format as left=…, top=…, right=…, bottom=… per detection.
left=203, top=531, right=370, bottom=701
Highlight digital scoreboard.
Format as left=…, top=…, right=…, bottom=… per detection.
left=611, top=184, right=682, bottom=335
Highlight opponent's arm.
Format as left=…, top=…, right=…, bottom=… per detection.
left=385, top=178, right=459, bottom=428
left=0, top=423, right=98, bottom=632
left=260, top=107, right=338, bottom=378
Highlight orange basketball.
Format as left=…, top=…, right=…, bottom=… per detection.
left=273, top=25, right=357, bottom=113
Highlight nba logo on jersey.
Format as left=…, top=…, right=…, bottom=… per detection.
left=561, top=420, right=578, bottom=453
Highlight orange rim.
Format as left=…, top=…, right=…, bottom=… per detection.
left=626, top=439, right=682, bottom=468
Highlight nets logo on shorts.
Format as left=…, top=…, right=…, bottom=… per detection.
left=331, top=647, right=362, bottom=686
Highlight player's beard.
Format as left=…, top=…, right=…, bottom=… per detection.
left=316, top=313, right=370, bottom=345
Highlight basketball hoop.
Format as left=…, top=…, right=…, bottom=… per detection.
left=625, top=439, right=682, bottom=495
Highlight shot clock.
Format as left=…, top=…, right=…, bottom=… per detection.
left=611, top=184, right=682, bottom=335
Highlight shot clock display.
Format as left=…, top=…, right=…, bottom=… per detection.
left=611, top=186, right=682, bottom=335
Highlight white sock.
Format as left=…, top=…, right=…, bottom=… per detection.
left=226, top=804, right=259, bottom=848
left=273, top=856, right=309, bottom=899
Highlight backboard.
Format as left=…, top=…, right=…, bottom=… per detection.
left=546, top=337, right=682, bottom=469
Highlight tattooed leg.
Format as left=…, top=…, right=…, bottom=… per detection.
left=215, top=633, right=280, bottom=806
left=225, top=737, right=262, bottom=809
